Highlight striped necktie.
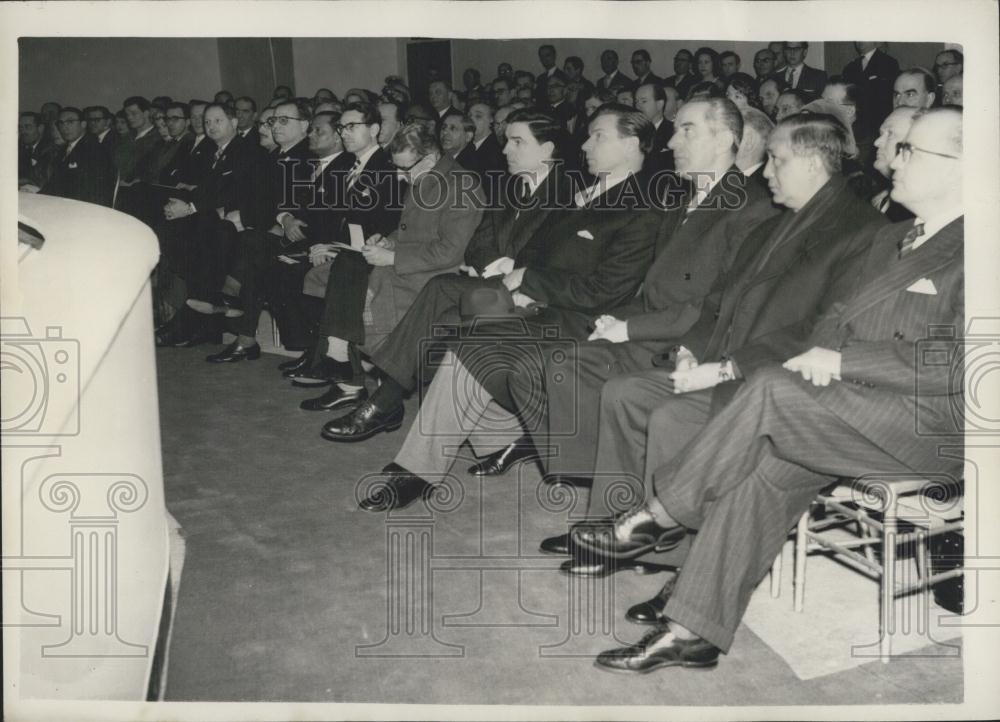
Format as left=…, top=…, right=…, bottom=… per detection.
left=345, top=159, right=363, bottom=189
left=898, top=222, right=924, bottom=259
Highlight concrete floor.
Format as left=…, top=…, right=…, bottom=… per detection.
left=157, top=346, right=963, bottom=705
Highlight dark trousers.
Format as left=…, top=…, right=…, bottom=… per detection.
left=369, top=273, right=491, bottom=391
left=654, top=366, right=959, bottom=652
left=317, top=250, right=373, bottom=345
left=156, top=213, right=237, bottom=302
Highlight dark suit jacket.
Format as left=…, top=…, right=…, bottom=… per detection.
left=237, top=126, right=260, bottom=148
left=464, top=166, right=575, bottom=274
left=270, top=137, right=316, bottom=222
left=700, top=176, right=888, bottom=378
left=806, top=217, right=964, bottom=469
left=622, top=167, right=777, bottom=346
left=596, top=70, right=634, bottom=93
left=665, top=73, right=697, bottom=100
left=115, top=128, right=161, bottom=183
left=516, top=173, right=660, bottom=336
left=19, top=139, right=59, bottom=187
left=643, top=118, right=675, bottom=174
left=771, top=63, right=828, bottom=97
left=192, top=135, right=269, bottom=230
left=156, top=132, right=196, bottom=185
left=96, top=130, right=118, bottom=158
left=548, top=100, right=577, bottom=129
left=842, top=48, right=900, bottom=128
left=280, top=150, right=356, bottom=247
left=177, top=134, right=217, bottom=187
left=337, top=145, right=403, bottom=243
left=633, top=72, right=664, bottom=90
left=40, top=133, right=115, bottom=207
left=454, top=143, right=477, bottom=171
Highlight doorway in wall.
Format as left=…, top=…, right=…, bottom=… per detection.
left=406, top=39, right=452, bottom=106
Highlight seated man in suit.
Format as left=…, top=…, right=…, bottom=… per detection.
left=40, top=107, right=115, bottom=207
left=772, top=42, right=827, bottom=98
left=752, top=48, right=776, bottom=82
left=466, top=102, right=507, bottom=204
left=535, top=44, right=569, bottom=108
left=299, top=122, right=483, bottom=413
left=556, top=112, right=886, bottom=575
left=84, top=106, right=116, bottom=155
left=563, top=56, right=595, bottom=97
left=942, top=74, right=962, bottom=106
left=301, top=108, right=573, bottom=416
left=114, top=96, right=162, bottom=218
left=578, top=107, right=964, bottom=672
left=664, top=49, right=697, bottom=101
left=331, top=105, right=669, bottom=509
left=154, top=102, right=269, bottom=347
left=734, top=106, right=773, bottom=184
left=18, top=111, right=58, bottom=190
left=933, top=49, right=963, bottom=94
left=545, top=75, right=576, bottom=130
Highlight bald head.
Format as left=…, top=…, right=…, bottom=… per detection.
left=873, top=106, right=921, bottom=177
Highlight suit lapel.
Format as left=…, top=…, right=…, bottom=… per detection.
left=841, top=217, right=963, bottom=323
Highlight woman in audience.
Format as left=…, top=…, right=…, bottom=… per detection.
left=694, top=46, right=722, bottom=88
left=724, top=72, right=762, bottom=111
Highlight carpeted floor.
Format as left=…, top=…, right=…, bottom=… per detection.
left=158, top=346, right=963, bottom=705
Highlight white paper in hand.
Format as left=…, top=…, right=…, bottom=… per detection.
left=348, top=224, right=365, bottom=250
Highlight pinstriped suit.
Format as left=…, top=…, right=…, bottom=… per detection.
left=649, top=217, right=964, bottom=652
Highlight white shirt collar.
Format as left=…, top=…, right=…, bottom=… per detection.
left=862, top=48, right=877, bottom=64
left=653, top=117, right=663, bottom=130
left=135, top=125, right=154, bottom=140
left=575, top=169, right=633, bottom=207
left=354, top=144, right=379, bottom=170
left=687, top=169, right=728, bottom=208
left=913, top=210, right=962, bottom=250
left=519, top=164, right=552, bottom=197
left=742, top=161, right=764, bottom=178
left=316, top=150, right=343, bottom=169
left=98, top=128, right=110, bottom=142
left=474, top=135, right=489, bottom=150
left=64, top=136, right=83, bottom=155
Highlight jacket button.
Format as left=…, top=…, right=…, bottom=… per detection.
left=684, top=272, right=691, bottom=280
left=893, top=331, right=905, bottom=340
left=400, top=223, right=407, bottom=230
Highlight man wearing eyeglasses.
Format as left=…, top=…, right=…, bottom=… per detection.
left=580, top=107, right=964, bottom=674
left=771, top=42, right=827, bottom=98
left=39, top=106, right=115, bottom=207
left=84, top=105, right=116, bottom=155
left=933, top=50, right=963, bottom=87
left=283, top=101, right=402, bottom=389
left=870, top=106, right=919, bottom=221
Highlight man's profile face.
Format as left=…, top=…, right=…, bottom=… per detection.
left=257, top=108, right=276, bottom=149
left=494, top=106, right=513, bottom=143
left=86, top=110, right=111, bottom=136
left=754, top=50, right=774, bottom=78
left=759, top=80, right=780, bottom=115
left=493, top=81, right=512, bottom=107
left=668, top=102, right=720, bottom=179
left=234, top=99, right=256, bottom=131
left=428, top=82, right=450, bottom=111
left=663, top=87, right=681, bottom=120
left=546, top=78, right=566, bottom=105
left=889, top=114, right=961, bottom=208
left=377, top=104, right=401, bottom=146
left=190, top=104, right=207, bottom=135
left=634, top=85, right=663, bottom=123
left=503, top=120, right=552, bottom=175
left=581, top=112, right=631, bottom=175
left=19, top=116, right=42, bottom=144
left=873, top=110, right=914, bottom=177
left=538, top=46, right=556, bottom=69
left=763, top=129, right=818, bottom=210
left=674, top=52, right=692, bottom=76
left=468, top=103, right=493, bottom=139
left=893, top=74, right=934, bottom=109
left=124, top=104, right=149, bottom=130
left=439, top=116, right=470, bottom=153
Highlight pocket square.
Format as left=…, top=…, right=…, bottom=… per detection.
left=577, top=229, right=595, bottom=240
left=222, top=170, right=233, bottom=176
left=906, top=278, right=937, bottom=295
left=68, top=162, right=78, bottom=169
left=868, top=74, right=879, bottom=80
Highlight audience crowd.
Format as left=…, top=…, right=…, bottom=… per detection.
left=18, top=40, right=966, bottom=674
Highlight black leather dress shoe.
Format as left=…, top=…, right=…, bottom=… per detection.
left=539, top=533, right=571, bottom=555
left=572, top=506, right=686, bottom=559
left=358, top=463, right=433, bottom=511
left=467, top=440, right=539, bottom=476
left=541, top=474, right=593, bottom=488
left=289, top=357, right=354, bottom=387
left=559, top=555, right=676, bottom=578
left=626, top=573, right=678, bottom=624
left=320, top=400, right=404, bottom=442
left=279, top=348, right=314, bottom=373
left=300, top=385, right=368, bottom=412
left=595, top=625, right=720, bottom=673
left=205, top=340, right=261, bottom=363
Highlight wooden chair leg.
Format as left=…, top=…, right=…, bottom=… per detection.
left=880, top=501, right=899, bottom=663
left=770, top=552, right=782, bottom=598
left=794, top=509, right=810, bottom=612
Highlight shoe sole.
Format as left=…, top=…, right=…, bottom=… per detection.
left=593, top=658, right=718, bottom=674
left=300, top=398, right=366, bottom=412
left=320, top=419, right=403, bottom=442
left=625, top=611, right=667, bottom=625
left=468, top=454, right=541, bottom=477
